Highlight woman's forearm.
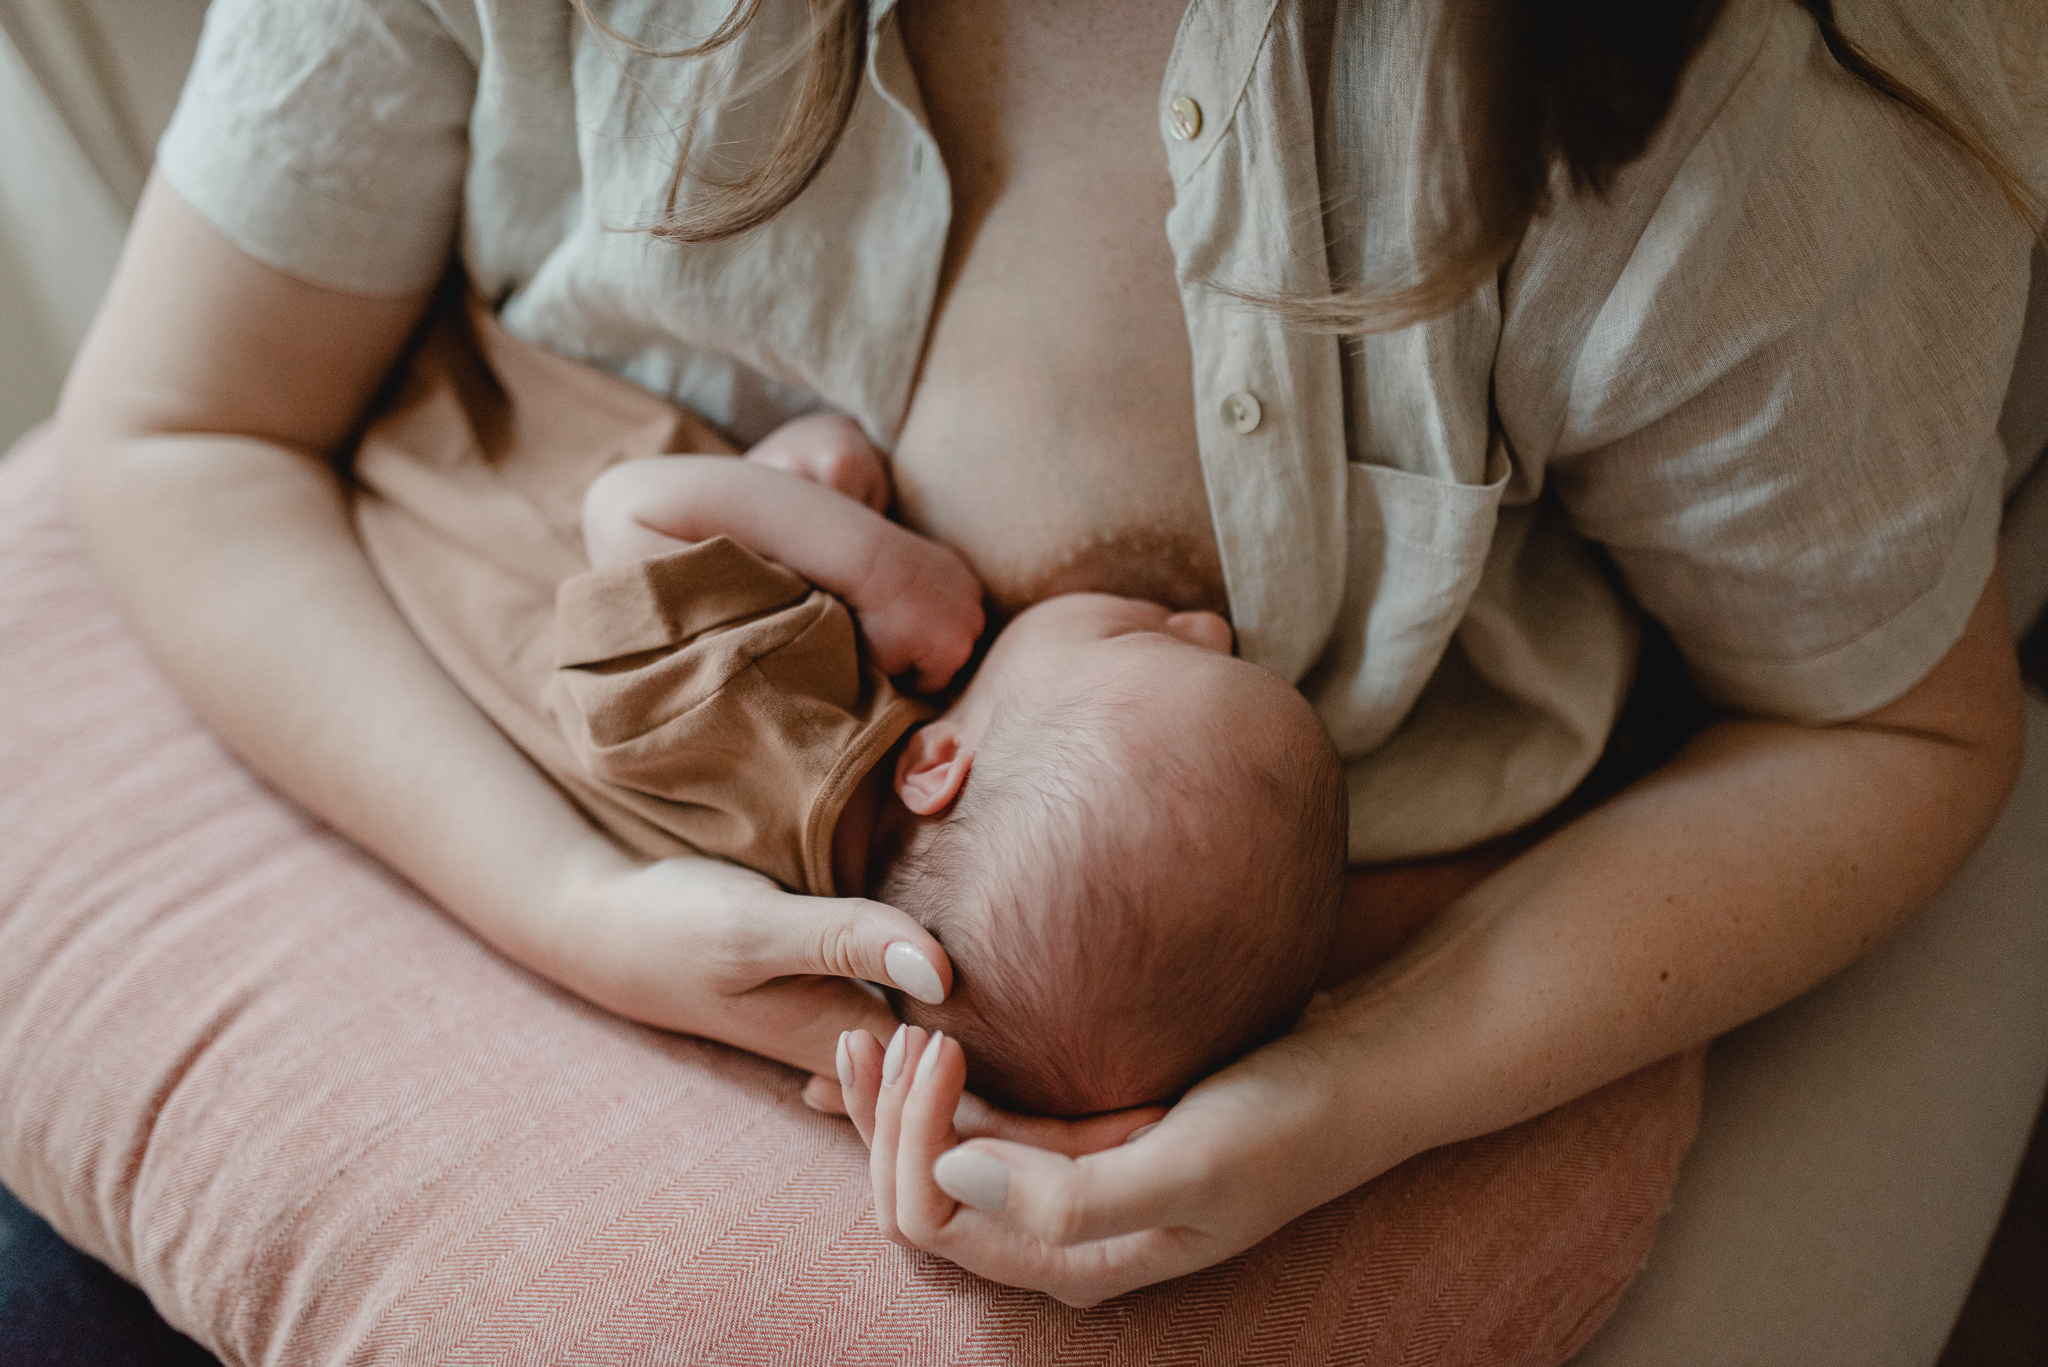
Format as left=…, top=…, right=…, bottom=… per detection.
left=68, top=428, right=635, bottom=967
left=58, top=179, right=950, bottom=1074
left=59, top=177, right=628, bottom=980
left=1323, top=575, right=2025, bottom=1179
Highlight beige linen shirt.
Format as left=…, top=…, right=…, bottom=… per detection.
left=159, top=0, right=2042, bottom=860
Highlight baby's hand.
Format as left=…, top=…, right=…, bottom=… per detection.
left=855, top=529, right=986, bottom=695
left=745, top=414, right=892, bottom=513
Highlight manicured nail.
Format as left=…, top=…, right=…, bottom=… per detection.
left=835, top=1031, right=853, bottom=1090
left=885, top=942, right=946, bottom=1005
left=913, top=1031, right=945, bottom=1088
left=933, top=1147, right=1010, bottom=1212
left=882, top=1024, right=908, bottom=1085
left=1125, top=1122, right=1159, bottom=1144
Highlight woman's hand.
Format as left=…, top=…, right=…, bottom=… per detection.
left=554, top=852, right=954, bottom=1077
left=829, top=579, right=2024, bottom=1303
left=835, top=1015, right=1381, bottom=1307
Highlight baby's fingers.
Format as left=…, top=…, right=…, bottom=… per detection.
left=909, top=622, right=982, bottom=695
left=912, top=659, right=964, bottom=696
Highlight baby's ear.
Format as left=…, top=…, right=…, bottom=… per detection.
left=895, top=723, right=974, bottom=816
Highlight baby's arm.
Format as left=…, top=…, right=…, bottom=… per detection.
left=738, top=413, right=893, bottom=513
left=582, top=431, right=983, bottom=693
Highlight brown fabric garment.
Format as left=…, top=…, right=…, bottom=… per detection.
left=350, top=298, right=927, bottom=895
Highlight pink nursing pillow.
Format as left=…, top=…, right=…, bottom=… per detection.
left=0, top=427, right=1701, bottom=1365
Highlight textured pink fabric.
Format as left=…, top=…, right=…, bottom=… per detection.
left=0, top=427, right=1704, bottom=1365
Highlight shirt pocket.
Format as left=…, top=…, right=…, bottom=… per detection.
left=1306, top=457, right=1510, bottom=758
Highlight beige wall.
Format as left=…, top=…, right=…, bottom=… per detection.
left=0, top=0, right=204, bottom=452
left=0, top=31, right=124, bottom=449
left=0, top=213, right=67, bottom=452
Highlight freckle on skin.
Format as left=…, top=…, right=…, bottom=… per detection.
left=1659, top=970, right=1670, bottom=982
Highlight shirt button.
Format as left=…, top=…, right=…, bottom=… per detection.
left=1167, top=96, right=1203, bottom=141
left=1220, top=391, right=1262, bottom=434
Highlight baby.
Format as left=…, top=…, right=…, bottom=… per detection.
left=579, top=415, right=1348, bottom=1116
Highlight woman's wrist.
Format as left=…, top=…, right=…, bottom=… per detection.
left=517, top=832, right=642, bottom=987
left=1258, top=987, right=1457, bottom=1199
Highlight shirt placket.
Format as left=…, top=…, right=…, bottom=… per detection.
left=1160, top=0, right=1348, bottom=686
left=853, top=0, right=951, bottom=446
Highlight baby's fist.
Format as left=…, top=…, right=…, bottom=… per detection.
left=745, top=414, right=892, bottom=513
left=857, top=533, right=986, bottom=695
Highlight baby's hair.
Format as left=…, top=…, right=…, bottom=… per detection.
left=880, top=666, right=1347, bottom=1115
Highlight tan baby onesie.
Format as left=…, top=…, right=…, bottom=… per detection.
left=351, top=295, right=928, bottom=896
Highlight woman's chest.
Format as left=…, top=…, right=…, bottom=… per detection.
left=884, top=0, right=1224, bottom=616
left=478, top=0, right=1503, bottom=678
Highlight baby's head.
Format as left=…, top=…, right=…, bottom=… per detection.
left=873, top=594, right=1347, bottom=1116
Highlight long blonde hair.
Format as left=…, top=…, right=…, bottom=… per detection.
left=572, top=0, right=867, bottom=241
left=582, top=0, right=2045, bottom=334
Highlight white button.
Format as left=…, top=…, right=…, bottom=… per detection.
left=1167, top=96, right=1203, bottom=142
left=1220, top=391, right=1262, bottom=434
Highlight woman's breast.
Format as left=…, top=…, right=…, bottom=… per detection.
left=885, top=0, right=1225, bottom=620
left=888, top=277, right=1227, bottom=617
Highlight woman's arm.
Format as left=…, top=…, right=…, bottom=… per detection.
left=60, top=175, right=951, bottom=1074
left=841, top=569, right=2024, bottom=1305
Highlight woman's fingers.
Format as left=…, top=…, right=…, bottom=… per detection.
left=858, top=1027, right=1206, bottom=1247
left=768, top=893, right=952, bottom=1005
left=716, top=972, right=901, bottom=1076
left=951, top=1092, right=1168, bottom=1156
left=800, top=1072, right=848, bottom=1115
left=572, top=857, right=928, bottom=1072
left=840, top=1028, right=886, bottom=1145
left=931, top=1128, right=1209, bottom=1248
left=850, top=1031, right=1236, bottom=1306
left=893, top=1031, right=969, bottom=1241
left=867, top=1024, right=920, bottom=1243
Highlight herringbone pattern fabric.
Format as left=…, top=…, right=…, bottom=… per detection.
left=0, top=429, right=1703, bottom=1365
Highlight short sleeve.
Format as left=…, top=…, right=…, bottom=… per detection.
left=1535, top=4, right=2034, bottom=722
left=156, top=0, right=477, bottom=295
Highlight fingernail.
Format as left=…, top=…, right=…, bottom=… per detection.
left=885, top=942, right=946, bottom=1005
left=933, top=1147, right=1010, bottom=1212
left=913, top=1030, right=944, bottom=1088
left=1125, top=1122, right=1159, bottom=1144
left=882, top=1023, right=908, bottom=1085
left=835, top=1031, right=853, bottom=1090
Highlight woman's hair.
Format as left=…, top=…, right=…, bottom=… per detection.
left=581, top=0, right=2044, bottom=330
left=571, top=0, right=867, bottom=241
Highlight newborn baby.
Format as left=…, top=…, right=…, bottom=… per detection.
left=581, top=415, right=1347, bottom=1115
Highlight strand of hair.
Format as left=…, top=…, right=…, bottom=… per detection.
left=652, top=0, right=867, bottom=243
left=1797, top=0, right=2048, bottom=247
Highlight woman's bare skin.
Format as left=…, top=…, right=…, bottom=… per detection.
left=892, top=0, right=1227, bottom=618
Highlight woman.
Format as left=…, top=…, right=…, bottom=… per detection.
left=56, top=0, right=2037, bottom=1314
